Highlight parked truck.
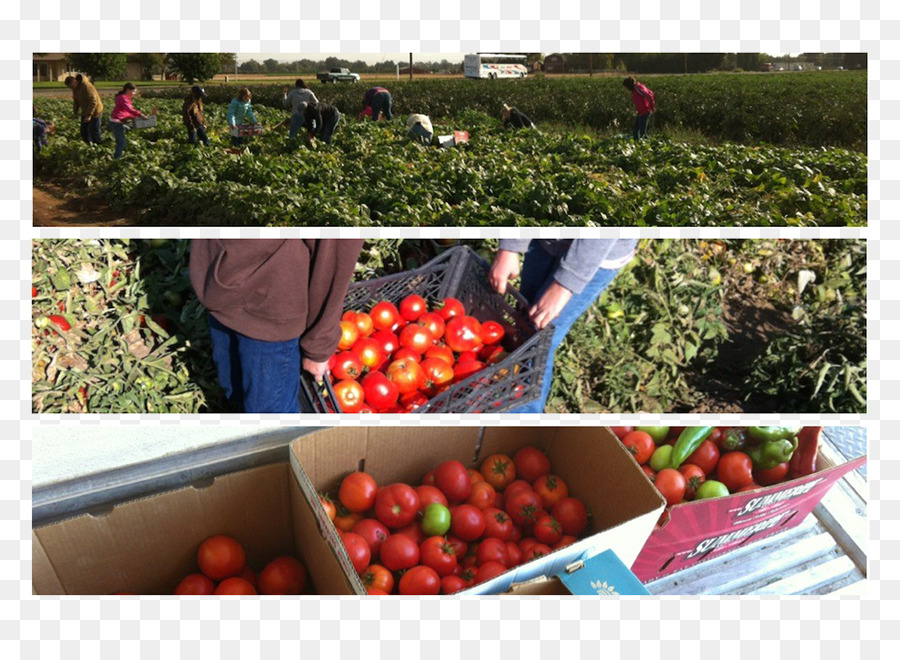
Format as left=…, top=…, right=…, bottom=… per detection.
left=316, top=68, right=361, bottom=83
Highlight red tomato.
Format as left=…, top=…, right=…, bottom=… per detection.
left=621, top=431, right=655, bottom=465
left=420, top=358, right=454, bottom=397
left=479, top=454, right=516, bottom=491
left=174, top=573, right=215, bottom=595
left=399, top=565, right=441, bottom=595
left=386, top=358, right=425, bottom=395
left=48, top=314, right=71, bottom=332
left=450, top=504, right=487, bottom=541
left=361, top=564, right=394, bottom=594
left=754, top=462, right=790, bottom=486
left=374, top=483, right=420, bottom=529
left=401, top=390, right=430, bottom=412
left=522, top=544, right=553, bottom=562
left=532, top=474, right=569, bottom=510
left=331, top=351, right=363, bottom=380
left=505, top=489, right=544, bottom=527
left=197, top=535, right=245, bottom=581
left=360, top=371, right=399, bottom=411
left=424, top=344, right=454, bottom=365
left=553, top=535, right=578, bottom=551
left=441, top=575, right=468, bottom=595
left=394, top=522, right=426, bottom=545
left=333, top=379, right=364, bottom=413
left=370, top=301, right=400, bottom=331
left=533, top=515, right=564, bottom=546
left=502, top=480, right=533, bottom=507
left=445, top=316, right=483, bottom=353
left=392, top=347, right=421, bottom=363
left=380, top=534, right=420, bottom=572
left=456, top=350, right=479, bottom=363
left=452, top=360, right=485, bottom=383
left=418, top=312, right=446, bottom=341
left=482, top=507, right=514, bottom=541
left=685, top=440, right=720, bottom=476
left=258, top=556, right=307, bottom=595
left=505, top=541, right=524, bottom=567
left=415, top=485, right=449, bottom=512
left=366, top=587, right=388, bottom=595
left=551, top=497, right=589, bottom=536
left=478, top=344, right=506, bottom=365
left=32, top=285, right=38, bottom=298
left=480, top=320, right=505, bottom=345
left=476, top=537, right=509, bottom=567
left=338, top=321, right=359, bottom=351
left=214, top=578, right=256, bottom=595
left=399, top=294, right=428, bottom=322
left=236, top=565, right=257, bottom=590
left=513, top=447, right=552, bottom=483
left=655, top=469, right=687, bottom=506
left=641, top=465, right=656, bottom=482
left=716, top=452, right=754, bottom=492
left=399, top=323, right=435, bottom=354
left=467, top=469, right=485, bottom=485
left=333, top=506, right=363, bottom=533
left=474, top=561, right=508, bottom=585
left=419, top=536, right=459, bottom=577
left=371, top=329, right=400, bottom=357
left=342, top=532, right=372, bottom=574
left=434, top=460, right=472, bottom=503
left=351, top=337, right=385, bottom=370
left=737, top=483, right=763, bottom=493
left=465, top=481, right=498, bottom=510
left=421, top=470, right=436, bottom=487
left=436, top=297, right=465, bottom=321
left=351, top=518, right=390, bottom=558
left=678, top=464, right=706, bottom=501
left=609, top=426, right=634, bottom=440
left=338, top=472, right=378, bottom=512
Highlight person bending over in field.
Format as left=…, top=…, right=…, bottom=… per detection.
left=623, top=76, right=656, bottom=140
left=108, top=83, right=152, bottom=159
left=406, top=113, right=434, bottom=145
left=283, top=78, right=319, bottom=140
left=33, top=106, right=54, bottom=154
left=226, top=87, right=258, bottom=147
left=190, top=239, right=364, bottom=414
left=501, top=104, right=535, bottom=130
left=65, top=74, right=104, bottom=145
left=182, top=85, right=210, bottom=147
left=489, top=239, right=637, bottom=413
left=304, top=100, right=341, bottom=146
left=360, top=86, right=393, bottom=121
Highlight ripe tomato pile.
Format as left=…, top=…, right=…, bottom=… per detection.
left=329, top=295, right=512, bottom=413
left=170, top=534, right=308, bottom=595
left=613, top=426, right=805, bottom=525
left=319, top=446, right=590, bottom=595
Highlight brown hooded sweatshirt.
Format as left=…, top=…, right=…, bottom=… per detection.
left=189, top=239, right=363, bottom=362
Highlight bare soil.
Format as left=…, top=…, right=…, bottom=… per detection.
left=33, top=182, right=136, bottom=227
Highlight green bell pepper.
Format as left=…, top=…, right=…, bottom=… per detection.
left=747, top=436, right=799, bottom=470
left=747, top=426, right=802, bottom=444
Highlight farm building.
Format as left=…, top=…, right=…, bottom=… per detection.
left=543, top=54, right=566, bottom=74
left=32, top=54, right=74, bottom=82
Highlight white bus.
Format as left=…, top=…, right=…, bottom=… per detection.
left=464, top=53, right=528, bottom=79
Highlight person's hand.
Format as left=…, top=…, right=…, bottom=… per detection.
left=529, top=281, right=572, bottom=330
left=302, top=357, right=330, bottom=383
left=140, top=113, right=148, bottom=120
left=489, top=250, right=521, bottom=295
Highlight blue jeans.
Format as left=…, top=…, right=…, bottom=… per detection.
left=508, top=243, right=621, bottom=413
left=208, top=315, right=302, bottom=413
left=371, top=92, right=393, bottom=121
left=187, top=124, right=210, bottom=146
left=633, top=112, right=651, bottom=140
left=109, top=120, right=127, bottom=158
left=319, top=111, right=340, bottom=144
left=289, top=112, right=305, bottom=140
left=81, top=116, right=102, bottom=144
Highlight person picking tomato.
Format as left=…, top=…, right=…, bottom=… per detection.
left=190, top=239, right=363, bottom=413
left=488, top=239, right=637, bottom=413
left=623, top=76, right=656, bottom=140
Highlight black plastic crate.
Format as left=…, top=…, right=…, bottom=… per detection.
left=302, top=246, right=553, bottom=414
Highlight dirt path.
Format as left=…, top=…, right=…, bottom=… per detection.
left=33, top=182, right=135, bottom=227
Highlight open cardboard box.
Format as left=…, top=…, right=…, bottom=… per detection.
left=32, top=463, right=350, bottom=595
left=289, top=426, right=666, bottom=595
left=631, top=427, right=866, bottom=583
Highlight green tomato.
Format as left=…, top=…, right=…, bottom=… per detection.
left=649, top=445, right=674, bottom=472
left=420, top=503, right=451, bottom=536
left=636, top=426, right=670, bottom=445
left=695, top=480, right=730, bottom=500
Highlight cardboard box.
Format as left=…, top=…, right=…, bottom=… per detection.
left=32, top=463, right=350, bottom=595
left=631, top=427, right=866, bottom=583
left=289, top=426, right=666, bottom=595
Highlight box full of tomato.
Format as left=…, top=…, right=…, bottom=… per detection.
left=613, top=426, right=866, bottom=583
left=302, top=246, right=554, bottom=414
left=289, top=426, right=666, bottom=595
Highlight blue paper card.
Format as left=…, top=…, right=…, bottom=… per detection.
left=559, top=550, right=650, bottom=595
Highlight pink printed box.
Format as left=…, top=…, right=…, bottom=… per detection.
left=631, top=427, right=865, bottom=583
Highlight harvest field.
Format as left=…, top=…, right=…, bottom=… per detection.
left=31, top=239, right=866, bottom=414
left=33, top=72, right=866, bottom=227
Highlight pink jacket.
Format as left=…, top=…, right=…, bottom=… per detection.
left=111, top=94, right=143, bottom=122
left=632, top=82, right=655, bottom=115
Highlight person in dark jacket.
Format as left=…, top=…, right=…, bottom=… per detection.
left=304, top=100, right=341, bottom=146
left=182, top=85, right=210, bottom=146
left=489, top=239, right=637, bottom=413
left=501, top=104, right=535, bottom=129
left=190, top=239, right=364, bottom=413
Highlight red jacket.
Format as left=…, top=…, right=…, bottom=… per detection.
left=632, top=82, right=655, bottom=115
